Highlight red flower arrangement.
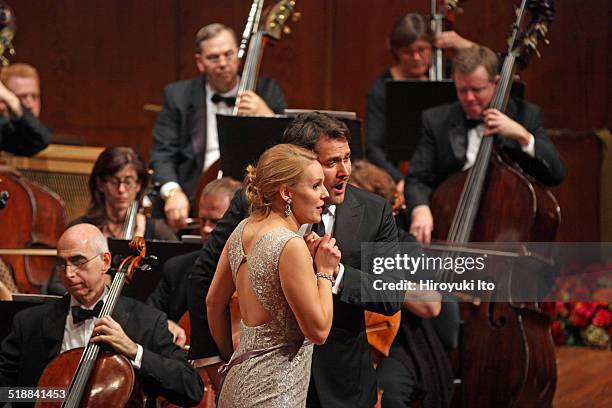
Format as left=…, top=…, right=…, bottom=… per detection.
left=544, top=263, right=612, bottom=349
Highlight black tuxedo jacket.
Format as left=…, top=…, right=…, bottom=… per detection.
left=147, top=250, right=199, bottom=322
left=188, top=185, right=404, bottom=407
left=0, top=295, right=203, bottom=408
left=149, top=75, right=286, bottom=198
left=405, top=98, right=565, bottom=214
left=0, top=109, right=51, bottom=156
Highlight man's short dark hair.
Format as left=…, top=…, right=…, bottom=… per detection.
left=282, top=112, right=351, bottom=151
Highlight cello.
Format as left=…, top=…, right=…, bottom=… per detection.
left=428, top=1, right=558, bottom=406
left=35, top=237, right=152, bottom=408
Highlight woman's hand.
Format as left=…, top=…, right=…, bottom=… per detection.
left=314, top=234, right=341, bottom=276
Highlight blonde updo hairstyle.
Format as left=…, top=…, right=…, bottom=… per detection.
left=244, top=144, right=318, bottom=217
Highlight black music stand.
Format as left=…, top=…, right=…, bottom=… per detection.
left=108, top=239, right=201, bottom=302
left=217, top=114, right=364, bottom=181
left=0, top=296, right=61, bottom=342
left=385, top=80, right=525, bottom=162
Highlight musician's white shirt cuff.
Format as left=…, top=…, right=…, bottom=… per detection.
left=522, top=133, right=535, bottom=157
left=193, top=356, right=223, bottom=368
left=160, top=181, right=182, bottom=199
left=132, top=344, right=143, bottom=369
left=332, top=263, right=345, bottom=295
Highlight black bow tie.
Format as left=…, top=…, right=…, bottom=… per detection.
left=72, top=300, right=104, bottom=324
left=465, top=117, right=484, bottom=129
left=211, top=93, right=236, bottom=106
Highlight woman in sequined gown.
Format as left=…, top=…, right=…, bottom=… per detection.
left=207, top=144, right=341, bottom=408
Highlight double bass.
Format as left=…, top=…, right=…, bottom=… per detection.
left=0, top=4, right=66, bottom=294
left=35, top=237, right=152, bottom=408
left=428, top=1, right=557, bottom=406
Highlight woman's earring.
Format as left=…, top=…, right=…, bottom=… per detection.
left=284, top=198, right=292, bottom=217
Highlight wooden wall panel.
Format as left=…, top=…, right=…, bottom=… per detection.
left=10, top=0, right=177, bottom=159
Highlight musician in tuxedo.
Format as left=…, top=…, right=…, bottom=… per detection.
left=150, top=23, right=286, bottom=231
left=188, top=112, right=405, bottom=407
left=147, top=177, right=241, bottom=347
left=365, top=14, right=474, bottom=202
left=0, top=63, right=51, bottom=156
left=0, top=223, right=203, bottom=408
left=405, top=45, right=565, bottom=244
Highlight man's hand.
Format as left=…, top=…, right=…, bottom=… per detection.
left=410, top=205, right=434, bottom=244
left=483, top=108, right=532, bottom=147
left=90, top=316, right=139, bottom=360
left=0, top=80, right=23, bottom=118
left=236, top=91, right=274, bottom=116
left=167, top=319, right=187, bottom=348
left=164, top=189, right=190, bottom=230
left=395, top=180, right=406, bottom=209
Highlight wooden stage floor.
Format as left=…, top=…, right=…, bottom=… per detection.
left=553, top=346, right=612, bottom=407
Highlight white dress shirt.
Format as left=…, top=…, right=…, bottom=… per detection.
left=203, top=81, right=239, bottom=172
left=61, top=287, right=143, bottom=369
left=463, top=124, right=535, bottom=170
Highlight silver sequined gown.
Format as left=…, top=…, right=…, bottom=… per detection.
left=217, top=220, right=313, bottom=408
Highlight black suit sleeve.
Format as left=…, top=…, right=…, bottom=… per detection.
left=150, top=85, right=183, bottom=186
left=146, top=265, right=172, bottom=319
left=0, top=312, right=23, bottom=387
left=501, top=103, right=565, bottom=186
left=138, top=310, right=203, bottom=406
left=365, top=75, right=404, bottom=182
left=338, top=199, right=404, bottom=316
left=255, top=77, right=287, bottom=114
left=0, top=109, right=51, bottom=156
left=404, top=110, right=439, bottom=214
left=187, top=190, right=248, bottom=359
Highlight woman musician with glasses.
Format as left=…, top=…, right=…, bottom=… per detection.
left=72, top=146, right=177, bottom=241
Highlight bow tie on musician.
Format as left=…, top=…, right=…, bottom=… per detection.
left=405, top=45, right=565, bottom=245
left=365, top=13, right=475, bottom=207
left=150, top=22, right=287, bottom=232
left=0, top=223, right=204, bottom=407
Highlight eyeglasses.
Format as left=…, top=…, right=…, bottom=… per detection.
left=398, top=45, right=432, bottom=57
left=55, top=253, right=102, bottom=274
left=203, top=50, right=236, bottom=65
left=104, top=176, right=139, bottom=190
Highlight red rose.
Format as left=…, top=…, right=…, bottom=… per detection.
left=551, top=320, right=566, bottom=345
left=592, top=308, right=611, bottom=328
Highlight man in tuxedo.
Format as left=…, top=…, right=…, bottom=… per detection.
left=405, top=45, right=565, bottom=244
left=188, top=112, right=405, bottom=407
left=147, top=176, right=241, bottom=347
left=0, top=63, right=51, bottom=156
left=150, top=23, right=286, bottom=230
left=0, top=223, right=203, bottom=407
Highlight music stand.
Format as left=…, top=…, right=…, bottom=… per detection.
left=385, top=80, right=525, bottom=162
left=108, top=239, right=201, bottom=302
left=217, top=113, right=364, bottom=181
left=1, top=296, right=62, bottom=342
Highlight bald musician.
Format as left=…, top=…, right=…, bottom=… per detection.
left=0, top=224, right=203, bottom=407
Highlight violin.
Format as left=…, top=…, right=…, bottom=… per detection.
left=35, top=237, right=153, bottom=408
